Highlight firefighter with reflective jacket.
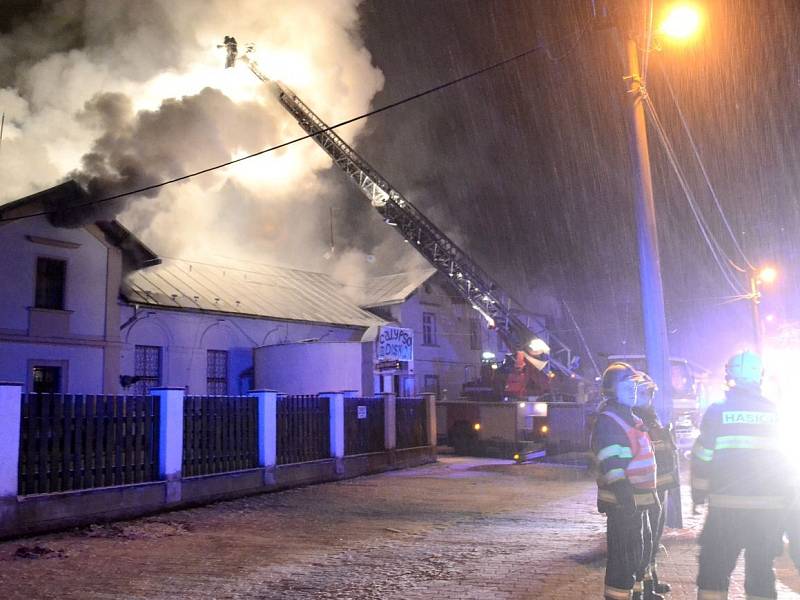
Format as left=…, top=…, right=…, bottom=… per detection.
left=592, top=362, right=660, bottom=600
left=692, top=351, right=791, bottom=600
left=633, top=373, right=677, bottom=599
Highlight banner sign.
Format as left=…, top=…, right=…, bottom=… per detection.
left=377, top=326, right=414, bottom=362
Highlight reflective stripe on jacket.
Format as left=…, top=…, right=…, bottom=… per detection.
left=601, top=410, right=657, bottom=490
left=591, top=402, right=658, bottom=512
left=690, top=387, right=790, bottom=510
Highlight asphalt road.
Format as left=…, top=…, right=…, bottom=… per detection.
left=0, top=456, right=798, bottom=599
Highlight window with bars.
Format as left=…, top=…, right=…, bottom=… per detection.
left=133, top=345, right=162, bottom=395
left=422, top=312, right=437, bottom=346
left=207, top=349, right=228, bottom=395
left=35, top=257, right=66, bottom=310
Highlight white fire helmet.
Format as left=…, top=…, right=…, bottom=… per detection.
left=601, top=362, right=645, bottom=407
left=725, top=351, right=763, bottom=388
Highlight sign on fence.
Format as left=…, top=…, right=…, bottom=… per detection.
left=357, top=405, right=367, bottom=419
left=377, top=326, right=413, bottom=362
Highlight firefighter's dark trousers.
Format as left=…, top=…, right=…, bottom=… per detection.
left=697, top=508, right=784, bottom=599
left=605, top=507, right=652, bottom=599
left=637, top=489, right=667, bottom=583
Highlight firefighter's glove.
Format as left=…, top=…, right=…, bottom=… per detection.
left=610, top=480, right=637, bottom=515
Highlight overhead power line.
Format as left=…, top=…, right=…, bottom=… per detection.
left=642, top=91, right=748, bottom=296
left=1, top=34, right=588, bottom=224
left=657, top=63, right=755, bottom=271
left=640, top=0, right=655, bottom=84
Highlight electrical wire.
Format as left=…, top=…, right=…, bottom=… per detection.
left=545, top=19, right=592, bottom=62
left=640, top=0, right=655, bottom=84
left=642, top=91, right=748, bottom=295
left=645, top=94, right=744, bottom=294
left=1, top=40, right=570, bottom=224
left=657, top=63, right=755, bottom=271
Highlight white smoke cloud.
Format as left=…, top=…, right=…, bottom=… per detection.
left=0, top=0, right=420, bottom=279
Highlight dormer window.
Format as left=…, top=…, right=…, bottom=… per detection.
left=35, top=257, right=66, bottom=310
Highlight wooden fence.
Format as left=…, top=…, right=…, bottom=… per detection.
left=182, top=395, right=259, bottom=477
left=396, top=396, right=428, bottom=449
left=18, top=394, right=160, bottom=495
left=344, top=397, right=385, bottom=455
left=15, top=391, right=433, bottom=497
left=277, top=395, right=330, bottom=464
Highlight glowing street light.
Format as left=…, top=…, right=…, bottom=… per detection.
left=750, top=265, right=779, bottom=354
left=758, top=266, right=778, bottom=285
left=659, top=3, right=704, bottom=42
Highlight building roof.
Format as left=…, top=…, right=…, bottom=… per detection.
left=123, top=257, right=385, bottom=328
left=2, top=181, right=160, bottom=269
left=346, top=268, right=437, bottom=308
left=0, top=180, right=85, bottom=221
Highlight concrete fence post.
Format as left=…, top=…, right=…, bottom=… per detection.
left=321, top=392, right=345, bottom=474
left=151, top=387, right=185, bottom=504
left=422, top=392, right=437, bottom=452
left=380, top=392, right=397, bottom=463
left=0, top=383, right=23, bottom=514
left=250, top=390, right=278, bottom=485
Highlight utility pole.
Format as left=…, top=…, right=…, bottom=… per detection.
left=621, top=35, right=674, bottom=426
left=616, top=11, right=681, bottom=528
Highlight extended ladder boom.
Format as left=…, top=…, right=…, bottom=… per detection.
left=225, top=39, right=577, bottom=376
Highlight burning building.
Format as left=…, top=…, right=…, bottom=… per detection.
left=0, top=182, right=486, bottom=398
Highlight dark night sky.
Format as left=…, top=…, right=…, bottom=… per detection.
left=344, top=0, right=800, bottom=374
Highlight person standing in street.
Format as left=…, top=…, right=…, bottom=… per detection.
left=633, top=373, right=677, bottom=599
left=692, top=351, right=791, bottom=600
left=592, top=362, right=660, bottom=600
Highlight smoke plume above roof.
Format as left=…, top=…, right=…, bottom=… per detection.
left=0, top=0, right=423, bottom=280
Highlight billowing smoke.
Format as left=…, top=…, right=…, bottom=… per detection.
left=0, top=0, right=424, bottom=279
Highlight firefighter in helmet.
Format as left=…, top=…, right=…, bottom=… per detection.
left=633, top=373, right=677, bottom=598
left=693, top=351, right=791, bottom=599
left=591, top=362, right=660, bottom=600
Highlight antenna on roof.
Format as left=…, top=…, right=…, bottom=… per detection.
left=329, top=205, right=335, bottom=254
left=323, top=205, right=335, bottom=260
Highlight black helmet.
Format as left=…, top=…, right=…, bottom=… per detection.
left=601, top=362, right=639, bottom=399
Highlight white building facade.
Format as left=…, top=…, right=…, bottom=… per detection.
left=0, top=182, right=498, bottom=399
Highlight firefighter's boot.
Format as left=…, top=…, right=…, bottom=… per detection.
left=653, top=577, right=672, bottom=594
left=651, top=571, right=671, bottom=594
left=643, top=579, right=665, bottom=599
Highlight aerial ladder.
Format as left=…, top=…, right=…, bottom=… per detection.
left=221, top=36, right=580, bottom=385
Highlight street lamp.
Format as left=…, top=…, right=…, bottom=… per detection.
left=659, top=3, right=704, bottom=42
left=749, top=266, right=778, bottom=355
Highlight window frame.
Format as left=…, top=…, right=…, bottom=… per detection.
left=207, top=349, right=229, bottom=396
left=30, top=362, right=65, bottom=394
left=423, top=374, right=440, bottom=396
left=133, top=345, right=162, bottom=395
left=34, top=256, right=67, bottom=311
left=422, top=311, right=437, bottom=346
